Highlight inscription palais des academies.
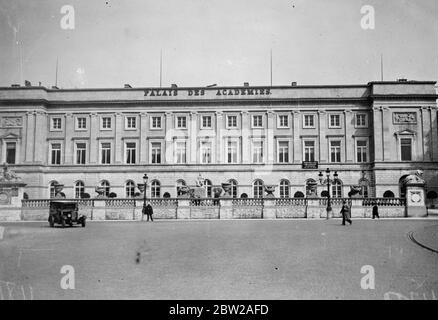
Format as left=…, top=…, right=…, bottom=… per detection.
left=144, top=87, right=272, bottom=97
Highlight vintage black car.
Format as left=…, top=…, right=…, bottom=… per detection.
left=48, top=200, right=86, bottom=227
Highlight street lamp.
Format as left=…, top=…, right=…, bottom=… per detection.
left=318, top=168, right=339, bottom=219
left=137, top=174, right=149, bottom=219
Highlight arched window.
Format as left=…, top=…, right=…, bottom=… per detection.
left=332, top=180, right=342, bottom=198
left=125, top=180, right=136, bottom=198
left=305, top=179, right=317, bottom=197
left=74, top=181, right=85, bottom=199
left=49, top=181, right=59, bottom=198
left=359, top=178, right=369, bottom=198
left=100, top=180, right=110, bottom=197
left=279, top=180, right=290, bottom=198
left=151, top=180, right=161, bottom=198
left=228, top=179, right=238, bottom=198
left=253, top=180, right=264, bottom=198
left=294, top=191, right=305, bottom=198
left=383, top=190, right=395, bottom=198
left=176, top=179, right=186, bottom=196
left=204, top=179, right=212, bottom=198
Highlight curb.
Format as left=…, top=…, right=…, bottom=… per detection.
left=407, top=230, right=438, bottom=254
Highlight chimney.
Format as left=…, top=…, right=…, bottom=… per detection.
left=291, top=82, right=297, bottom=86
left=206, top=84, right=217, bottom=88
left=51, top=86, right=59, bottom=89
left=11, top=84, right=20, bottom=87
left=124, top=84, right=132, bottom=88
left=38, top=81, right=42, bottom=86
left=397, top=78, right=408, bottom=82
left=244, top=82, right=249, bottom=87
left=171, top=84, right=178, bottom=88
left=24, top=80, right=31, bottom=87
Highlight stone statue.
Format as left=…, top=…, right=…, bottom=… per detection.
left=403, top=170, right=425, bottom=185
left=0, top=163, right=21, bottom=182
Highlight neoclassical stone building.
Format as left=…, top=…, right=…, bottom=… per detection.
left=0, top=80, right=437, bottom=201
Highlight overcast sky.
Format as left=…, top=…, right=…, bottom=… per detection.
left=0, top=0, right=437, bottom=88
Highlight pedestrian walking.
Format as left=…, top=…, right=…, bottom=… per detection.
left=372, top=203, right=380, bottom=219
left=145, top=202, right=154, bottom=222
left=340, top=200, right=352, bottom=225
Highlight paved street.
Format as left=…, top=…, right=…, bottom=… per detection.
left=0, top=219, right=437, bottom=300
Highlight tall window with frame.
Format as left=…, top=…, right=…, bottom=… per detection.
left=6, top=142, right=16, bottom=164
left=175, top=141, right=186, bottom=164
left=201, top=115, right=212, bottom=129
left=332, top=180, right=342, bottom=198
left=279, top=180, right=290, bottom=198
left=49, top=181, right=59, bottom=198
left=126, top=116, right=136, bottom=129
left=75, top=142, right=86, bottom=164
left=125, top=180, right=136, bottom=198
left=252, top=140, right=264, bottom=163
left=75, top=181, right=85, bottom=198
left=253, top=180, right=264, bottom=198
left=303, top=114, right=315, bottom=128
left=278, top=141, right=289, bottom=163
left=355, top=113, right=367, bottom=127
left=101, top=117, right=112, bottom=129
left=51, top=117, right=62, bottom=130
left=151, top=116, right=162, bottom=129
left=76, top=117, right=87, bottom=130
left=229, top=180, right=238, bottom=198
left=126, top=142, right=136, bottom=164
left=50, top=143, right=61, bottom=165
left=101, top=142, right=111, bottom=164
left=151, top=180, right=161, bottom=198
left=227, top=115, right=237, bottom=128
left=278, top=115, right=288, bottom=128
left=356, top=140, right=368, bottom=163
left=176, top=116, right=187, bottom=129
left=227, top=140, right=238, bottom=164
left=204, top=179, right=212, bottom=197
left=330, top=140, right=341, bottom=163
left=151, top=142, right=161, bottom=164
left=100, top=180, right=110, bottom=197
left=252, top=115, right=263, bottom=128
left=201, top=141, right=212, bottom=164
left=400, top=138, right=412, bottom=161
left=329, top=114, right=341, bottom=128
left=304, top=141, right=315, bottom=162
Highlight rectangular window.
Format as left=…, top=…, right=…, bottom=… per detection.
left=252, top=115, right=263, bottom=128
left=400, top=138, right=412, bottom=161
left=355, top=113, right=367, bottom=128
left=126, top=116, right=137, bottom=129
left=175, top=141, right=187, bottom=164
left=126, top=142, right=136, bottom=164
left=176, top=116, right=187, bottom=128
left=304, top=141, right=315, bottom=162
left=102, top=117, right=112, bottom=129
left=51, top=143, right=61, bottom=165
left=278, top=141, right=289, bottom=163
left=101, top=143, right=111, bottom=164
left=51, top=118, right=62, bottom=130
left=151, top=116, right=162, bottom=129
left=227, top=141, right=238, bottom=164
left=76, top=117, right=87, bottom=130
left=151, top=142, right=161, bottom=164
left=303, top=115, right=315, bottom=128
left=356, top=140, right=368, bottom=163
left=330, top=140, right=341, bottom=163
left=252, top=141, right=264, bottom=163
left=278, top=115, right=289, bottom=128
left=227, top=115, right=237, bottom=128
left=6, top=142, right=16, bottom=164
left=329, top=114, right=341, bottom=128
left=201, top=115, right=212, bottom=129
left=201, top=141, right=212, bottom=163
left=75, top=143, right=86, bottom=164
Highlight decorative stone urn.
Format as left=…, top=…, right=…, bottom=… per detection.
left=221, top=182, right=232, bottom=198
left=177, top=185, right=191, bottom=198
left=264, top=185, right=276, bottom=198
left=95, top=186, right=106, bottom=198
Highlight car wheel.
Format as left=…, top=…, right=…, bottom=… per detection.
left=61, top=217, right=65, bottom=228
left=81, top=218, right=86, bottom=227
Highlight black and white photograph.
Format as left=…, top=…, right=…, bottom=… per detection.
left=0, top=0, right=437, bottom=309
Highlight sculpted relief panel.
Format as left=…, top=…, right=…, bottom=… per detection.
left=392, top=112, right=417, bottom=124
left=1, top=117, right=23, bottom=127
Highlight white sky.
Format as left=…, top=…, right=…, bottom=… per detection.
left=0, top=0, right=437, bottom=88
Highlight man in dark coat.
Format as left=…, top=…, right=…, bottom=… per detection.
left=144, top=202, right=154, bottom=222
left=372, top=203, right=380, bottom=219
left=340, top=200, right=352, bottom=225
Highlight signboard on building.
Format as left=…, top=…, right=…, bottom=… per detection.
left=302, top=161, right=318, bottom=169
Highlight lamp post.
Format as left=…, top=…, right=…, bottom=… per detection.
left=138, top=174, right=149, bottom=219
left=318, top=168, right=339, bottom=219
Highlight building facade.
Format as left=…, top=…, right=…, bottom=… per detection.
left=0, top=81, right=437, bottom=201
